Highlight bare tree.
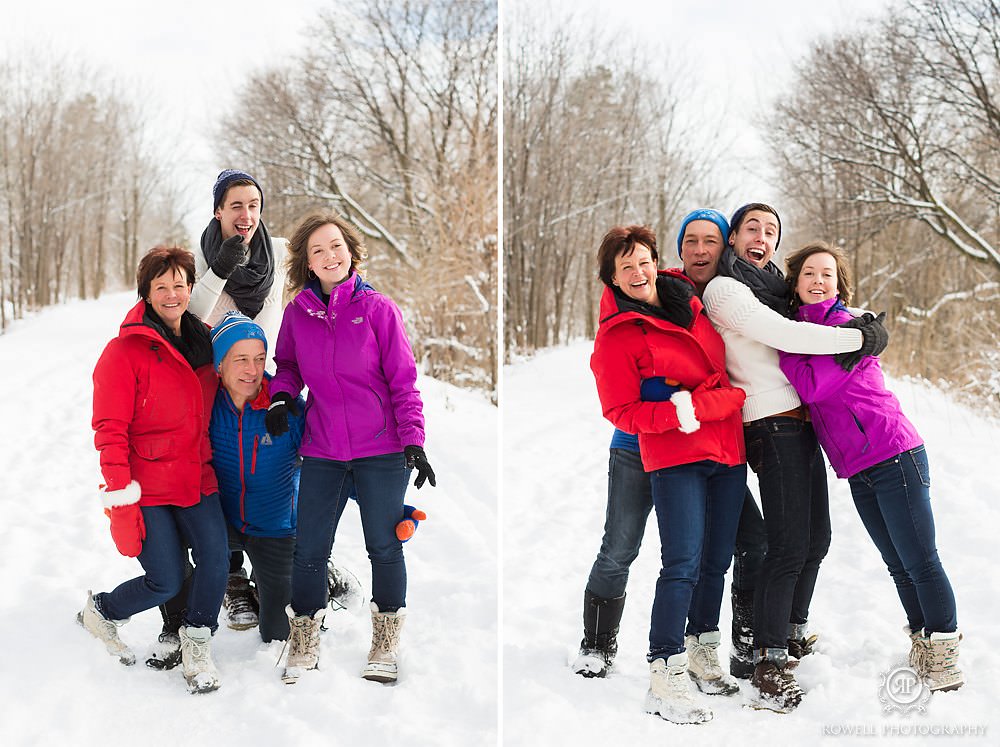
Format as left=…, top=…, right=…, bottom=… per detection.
left=765, top=0, right=1000, bottom=409
left=503, top=4, right=727, bottom=357
left=217, top=0, right=498, bottom=396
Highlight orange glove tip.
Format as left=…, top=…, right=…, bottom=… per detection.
left=411, top=509, right=427, bottom=521
left=395, top=521, right=416, bottom=541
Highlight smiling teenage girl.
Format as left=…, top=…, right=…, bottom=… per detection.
left=778, top=242, right=963, bottom=693
left=267, top=211, right=435, bottom=684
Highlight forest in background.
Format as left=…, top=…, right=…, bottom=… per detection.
left=0, top=0, right=497, bottom=399
left=503, top=0, right=1000, bottom=411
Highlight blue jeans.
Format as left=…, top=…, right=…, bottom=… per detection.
left=227, top=525, right=295, bottom=642
left=648, top=460, right=746, bottom=660
left=586, top=449, right=653, bottom=600
left=291, top=453, right=410, bottom=616
left=848, top=446, right=957, bottom=634
left=745, top=418, right=831, bottom=650
left=98, top=493, right=229, bottom=632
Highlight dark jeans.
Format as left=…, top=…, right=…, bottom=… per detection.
left=291, top=453, right=410, bottom=616
left=98, top=493, right=229, bottom=632
left=733, top=488, right=767, bottom=594
left=848, top=446, right=957, bottom=634
left=746, top=418, right=831, bottom=650
left=586, top=449, right=653, bottom=600
left=647, top=460, right=746, bottom=660
left=227, top=525, right=295, bottom=642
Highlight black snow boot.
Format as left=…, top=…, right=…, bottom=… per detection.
left=730, top=586, right=755, bottom=679
left=572, top=590, right=626, bottom=678
left=146, top=604, right=184, bottom=670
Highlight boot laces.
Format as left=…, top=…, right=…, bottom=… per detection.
left=289, top=616, right=320, bottom=660
left=371, top=613, right=403, bottom=657
left=689, top=639, right=723, bottom=678
left=181, top=632, right=211, bottom=666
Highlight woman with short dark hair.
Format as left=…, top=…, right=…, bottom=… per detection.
left=590, top=222, right=747, bottom=724
left=81, top=245, right=229, bottom=695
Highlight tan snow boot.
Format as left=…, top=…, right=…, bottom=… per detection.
left=362, top=602, right=406, bottom=683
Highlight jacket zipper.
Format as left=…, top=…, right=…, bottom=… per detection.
left=251, top=434, right=259, bottom=474
left=238, top=410, right=247, bottom=523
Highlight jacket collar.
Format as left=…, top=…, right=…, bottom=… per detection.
left=597, top=269, right=700, bottom=330
left=796, top=295, right=846, bottom=323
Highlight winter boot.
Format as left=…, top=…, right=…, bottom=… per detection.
left=145, top=605, right=183, bottom=670
left=179, top=625, right=221, bottom=694
left=362, top=602, right=407, bottom=683
left=644, top=653, right=713, bottom=724
left=685, top=630, right=740, bottom=696
left=924, top=631, right=964, bottom=692
left=750, top=649, right=803, bottom=713
left=904, top=626, right=928, bottom=675
left=572, top=590, right=626, bottom=678
left=224, top=568, right=259, bottom=630
left=327, top=558, right=363, bottom=611
left=77, top=590, right=135, bottom=666
left=787, top=622, right=818, bottom=661
left=729, top=587, right=755, bottom=679
left=282, top=605, right=326, bottom=684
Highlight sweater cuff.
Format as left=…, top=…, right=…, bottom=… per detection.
left=671, top=390, right=700, bottom=434
left=102, top=481, right=141, bottom=508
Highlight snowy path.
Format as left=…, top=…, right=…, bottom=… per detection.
left=503, top=342, right=998, bottom=745
left=0, top=292, right=497, bottom=746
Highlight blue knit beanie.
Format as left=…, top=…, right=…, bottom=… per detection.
left=676, top=209, right=730, bottom=257
left=210, top=311, right=267, bottom=371
left=213, top=169, right=264, bottom=212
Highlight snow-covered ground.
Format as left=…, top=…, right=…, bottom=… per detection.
left=0, top=292, right=497, bottom=746
left=504, top=341, right=998, bottom=745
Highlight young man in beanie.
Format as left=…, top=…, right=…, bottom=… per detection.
left=696, top=202, right=888, bottom=711
left=189, top=170, right=286, bottom=375
left=186, top=170, right=287, bottom=631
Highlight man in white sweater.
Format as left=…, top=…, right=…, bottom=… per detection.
left=691, top=203, right=887, bottom=712
left=189, top=169, right=287, bottom=374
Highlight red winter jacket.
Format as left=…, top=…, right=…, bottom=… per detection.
left=92, top=300, right=218, bottom=506
left=590, top=271, right=746, bottom=472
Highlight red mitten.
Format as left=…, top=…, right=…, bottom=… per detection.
left=101, top=481, right=146, bottom=557
left=395, top=505, right=427, bottom=542
left=691, top=386, right=746, bottom=423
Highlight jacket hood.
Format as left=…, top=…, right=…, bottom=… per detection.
left=298, top=271, right=376, bottom=312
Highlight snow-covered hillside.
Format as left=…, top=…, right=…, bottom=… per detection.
left=503, top=342, right=998, bottom=745
left=0, top=292, right=497, bottom=746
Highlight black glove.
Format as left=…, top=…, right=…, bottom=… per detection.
left=404, top=445, right=436, bottom=489
left=265, top=392, right=300, bottom=437
left=211, top=234, right=249, bottom=279
left=834, top=312, right=889, bottom=372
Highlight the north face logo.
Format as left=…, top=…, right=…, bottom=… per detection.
left=352, top=316, right=364, bottom=324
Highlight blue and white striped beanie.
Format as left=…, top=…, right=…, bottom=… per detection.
left=210, top=311, right=267, bottom=371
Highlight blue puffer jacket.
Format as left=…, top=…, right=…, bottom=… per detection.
left=210, top=374, right=305, bottom=537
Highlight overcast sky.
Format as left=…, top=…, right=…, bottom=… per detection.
left=2, top=0, right=328, bottom=238
left=4, top=0, right=893, bottom=239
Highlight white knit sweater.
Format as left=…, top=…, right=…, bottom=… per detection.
left=702, top=276, right=863, bottom=423
left=189, top=236, right=288, bottom=374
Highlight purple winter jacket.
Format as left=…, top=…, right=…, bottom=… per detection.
left=271, top=272, right=425, bottom=462
left=778, top=296, right=922, bottom=478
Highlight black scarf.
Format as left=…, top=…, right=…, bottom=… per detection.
left=199, top=218, right=274, bottom=318
left=610, top=273, right=695, bottom=330
left=143, top=307, right=213, bottom=370
left=715, top=247, right=792, bottom=317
